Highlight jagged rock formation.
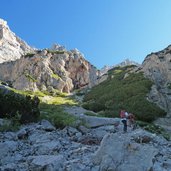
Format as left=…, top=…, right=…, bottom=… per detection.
left=0, top=118, right=171, bottom=171
left=99, top=59, right=139, bottom=76
left=142, top=45, right=171, bottom=131
left=93, top=130, right=171, bottom=171
left=142, top=45, right=171, bottom=115
left=0, top=19, right=98, bottom=93
left=0, top=48, right=98, bottom=93
left=0, top=18, right=33, bottom=63
left=97, top=59, right=140, bottom=84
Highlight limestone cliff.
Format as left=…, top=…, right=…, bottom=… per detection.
left=0, top=18, right=33, bottom=63
left=0, top=19, right=98, bottom=93
left=142, top=45, right=171, bottom=130
left=0, top=48, right=98, bottom=93
left=142, top=45, right=171, bottom=113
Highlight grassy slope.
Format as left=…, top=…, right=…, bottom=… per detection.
left=83, top=65, right=166, bottom=122
left=3, top=88, right=78, bottom=129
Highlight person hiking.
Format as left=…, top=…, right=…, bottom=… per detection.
left=128, top=113, right=136, bottom=130
left=120, top=110, right=128, bottom=132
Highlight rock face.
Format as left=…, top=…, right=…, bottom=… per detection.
left=0, top=48, right=98, bottom=93
left=98, top=59, right=140, bottom=84
left=1, top=119, right=171, bottom=171
left=142, top=45, right=171, bottom=115
left=99, top=59, right=140, bottom=76
left=93, top=130, right=171, bottom=171
left=0, top=18, right=98, bottom=93
left=0, top=18, right=33, bottom=63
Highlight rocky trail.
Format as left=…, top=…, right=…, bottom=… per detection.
left=1, top=103, right=171, bottom=171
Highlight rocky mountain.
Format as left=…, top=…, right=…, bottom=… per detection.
left=97, top=59, right=140, bottom=85
left=1, top=18, right=171, bottom=171
left=142, top=46, right=171, bottom=115
left=0, top=19, right=98, bottom=93
left=0, top=48, right=98, bottom=93
left=99, top=58, right=139, bottom=76
left=0, top=18, right=33, bottom=63
left=142, top=45, right=171, bottom=129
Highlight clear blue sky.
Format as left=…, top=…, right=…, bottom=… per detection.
left=1, top=0, right=171, bottom=69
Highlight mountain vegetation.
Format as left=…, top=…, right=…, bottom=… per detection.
left=0, top=84, right=78, bottom=131
left=82, top=65, right=166, bottom=122
left=0, top=86, right=40, bottom=125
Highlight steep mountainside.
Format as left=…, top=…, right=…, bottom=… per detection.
left=0, top=18, right=33, bottom=63
left=99, top=59, right=139, bottom=76
left=142, top=45, right=171, bottom=115
left=83, top=65, right=166, bottom=122
left=0, top=19, right=98, bottom=93
left=0, top=48, right=98, bottom=93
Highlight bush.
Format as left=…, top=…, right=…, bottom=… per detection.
left=83, top=66, right=166, bottom=122
left=0, top=87, right=40, bottom=124
left=25, top=53, right=35, bottom=58
left=137, top=121, right=170, bottom=140
left=39, top=103, right=76, bottom=129
left=47, top=50, right=65, bottom=55
left=24, top=73, right=37, bottom=82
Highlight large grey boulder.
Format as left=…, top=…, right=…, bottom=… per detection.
left=28, top=155, right=65, bottom=171
left=93, top=132, right=158, bottom=171
left=80, top=114, right=120, bottom=128
left=142, top=45, right=171, bottom=114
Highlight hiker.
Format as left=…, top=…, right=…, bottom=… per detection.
left=120, top=110, right=128, bottom=132
left=128, top=113, right=136, bottom=130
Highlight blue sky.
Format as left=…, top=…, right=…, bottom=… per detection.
left=1, top=0, right=171, bottom=69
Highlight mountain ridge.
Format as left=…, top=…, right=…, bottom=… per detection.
left=0, top=18, right=33, bottom=63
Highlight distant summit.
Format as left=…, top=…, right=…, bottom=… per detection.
left=51, top=43, right=66, bottom=51
left=100, top=58, right=140, bottom=76
left=114, top=58, right=140, bottom=67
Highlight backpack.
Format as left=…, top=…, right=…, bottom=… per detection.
left=128, top=113, right=135, bottom=120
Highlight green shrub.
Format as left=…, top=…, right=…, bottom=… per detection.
left=0, top=117, right=20, bottom=132
left=39, top=103, right=76, bottom=129
left=83, top=66, right=166, bottom=122
left=137, top=121, right=170, bottom=140
left=47, top=50, right=65, bottom=55
left=51, top=73, right=61, bottom=80
left=25, top=53, right=35, bottom=58
left=0, top=87, right=40, bottom=124
left=24, top=73, right=37, bottom=82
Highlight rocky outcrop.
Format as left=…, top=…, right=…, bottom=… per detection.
left=0, top=48, right=98, bottom=93
left=0, top=119, right=171, bottom=171
left=0, top=18, right=98, bottom=93
left=99, top=59, right=140, bottom=76
left=93, top=130, right=171, bottom=171
left=142, top=45, right=171, bottom=115
left=98, top=59, right=140, bottom=84
left=0, top=18, right=33, bottom=63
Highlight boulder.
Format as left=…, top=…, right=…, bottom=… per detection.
left=28, top=155, right=65, bottom=171
left=80, top=115, right=120, bottom=128
left=93, top=132, right=158, bottom=171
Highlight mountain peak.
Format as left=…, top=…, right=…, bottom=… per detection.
left=114, top=58, right=140, bottom=67
left=51, top=43, right=66, bottom=51
left=0, top=18, right=33, bottom=63
left=100, top=58, right=140, bottom=76
left=0, top=18, right=7, bottom=27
